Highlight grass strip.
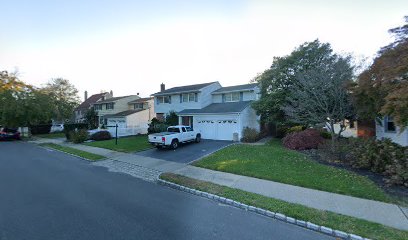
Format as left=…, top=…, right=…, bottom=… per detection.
left=161, top=172, right=408, bottom=240
left=40, top=143, right=105, bottom=161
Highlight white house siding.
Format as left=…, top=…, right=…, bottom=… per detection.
left=154, top=82, right=221, bottom=115
left=193, top=114, right=240, bottom=141
left=212, top=90, right=258, bottom=103
left=239, top=106, right=260, bottom=132
left=126, top=110, right=151, bottom=133
left=96, top=96, right=140, bottom=117
left=376, top=123, right=408, bottom=146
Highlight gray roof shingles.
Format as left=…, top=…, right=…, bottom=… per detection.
left=152, top=82, right=218, bottom=96
left=178, top=101, right=252, bottom=115
left=103, top=109, right=143, bottom=118
left=212, top=83, right=258, bottom=94
left=94, top=95, right=136, bottom=104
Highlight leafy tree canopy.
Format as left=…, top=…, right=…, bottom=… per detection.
left=354, top=16, right=408, bottom=127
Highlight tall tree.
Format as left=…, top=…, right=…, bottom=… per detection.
left=353, top=16, right=408, bottom=127
left=43, top=78, right=80, bottom=122
left=0, top=71, right=55, bottom=127
left=252, top=40, right=337, bottom=126
left=283, top=53, right=355, bottom=144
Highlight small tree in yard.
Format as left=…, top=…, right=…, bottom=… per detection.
left=283, top=49, right=355, bottom=148
left=84, top=108, right=98, bottom=129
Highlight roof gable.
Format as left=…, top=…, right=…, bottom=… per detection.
left=212, top=83, right=258, bottom=94
left=152, top=82, right=219, bottom=96
left=75, top=92, right=108, bottom=111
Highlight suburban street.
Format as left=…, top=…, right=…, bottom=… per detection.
left=0, top=142, right=333, bottom=240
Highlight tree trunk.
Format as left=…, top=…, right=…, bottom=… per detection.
left=330, top=121, right=336, bottom=153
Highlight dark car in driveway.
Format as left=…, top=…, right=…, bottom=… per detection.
left=0, top=127, right=21, bottom=141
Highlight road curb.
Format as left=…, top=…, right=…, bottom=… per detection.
left=158, top=178, right=371, bottom=240
left=38, top=144, right=106, bottom=162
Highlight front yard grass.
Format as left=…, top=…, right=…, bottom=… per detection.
left=193, top=139, right=392, bottom=203
left=83, top=135, right=152, bottom=153
left=40, top=143, right=105, bottom=161
left=34, top=132, right=65, bottom=139
left=161, top=173, right=408, bottom=240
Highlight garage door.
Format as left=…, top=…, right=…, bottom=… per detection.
left=196, top=118, right=238, bottom=141
left=107, top=119, right=126, bottom=128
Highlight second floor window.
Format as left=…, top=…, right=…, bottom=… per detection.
left=225, top=92, right=240, bottom=102
left=157, top=96, right=170, bottom=104
left=133, top=103, right=144, bottom=109
left=182, top=93, right=196, bottom=102
left=106, top=103, right=114, bottom=110
left=94, top=104, right=102, bottom=110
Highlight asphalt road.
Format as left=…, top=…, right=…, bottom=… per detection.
left=136, top=140, right=232, bottom=163
left=0, top=141, right=333, bottom=240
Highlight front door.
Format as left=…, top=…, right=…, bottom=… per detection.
left=181, top=116, right=193, bottom=127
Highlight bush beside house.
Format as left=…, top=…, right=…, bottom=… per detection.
left=283, top=129, right=324, bottom=150
left=90, top=131, right=112, bottom=141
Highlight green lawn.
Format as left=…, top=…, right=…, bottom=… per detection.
left=40, top=143, right=105, bottom=161
left=34, top=132, right=65, bottom=139
left=193, top=139, right=392, bottom=203
left=161, top=173, right=407, bottom=240
left=84, top=135, right=152, bottom=153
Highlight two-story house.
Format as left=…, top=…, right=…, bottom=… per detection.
left=74, top=91, right=112, bottom=123
left=152, top=82, right=260, bottom=141
left=92, top=95, right=155, bottom=134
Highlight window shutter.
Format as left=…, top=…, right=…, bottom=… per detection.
left=222, top=94, right=225, bottom=103
left=195, top=93, right=198, bottom=102
left=157, top=97, right=159, bottom=105
left=240, top=92, right=243, bottom=101
left=180, top=94, right=182, bottom=103
left=169, top=96, right=172, bottom=104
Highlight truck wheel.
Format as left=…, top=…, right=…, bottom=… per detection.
left=171, top=139, right=179, bottom=149
left=195, top=134, right=201, bottom=143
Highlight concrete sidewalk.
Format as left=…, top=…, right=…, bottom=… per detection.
left=172, top=165, right=408, bottom=231
left=31, top=137, right=408, bottom=231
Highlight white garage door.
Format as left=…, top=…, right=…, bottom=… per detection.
left=107, top=119, right=126, bottom=128
left=196, top=118, right=238, bottom=141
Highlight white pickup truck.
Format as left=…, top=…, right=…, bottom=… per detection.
left=148, top=125, right=201, bottom=149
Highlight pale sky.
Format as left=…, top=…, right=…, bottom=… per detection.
left=1, top=0, right=406, bottom=100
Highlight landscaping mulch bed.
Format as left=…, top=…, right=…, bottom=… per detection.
left=303, top=149, right=408, bottom=205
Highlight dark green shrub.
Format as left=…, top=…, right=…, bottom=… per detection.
left=319, top=130, right=332, bottom=139
left=30, top=124, right=52, bottom=134
left=148, top=118, right=169, bottom=133
left=90, top=131, right=112, bottom=141
left=286, top=125, right=304, bottom=134
left=241, top=127, right=260, bottom=143
left=64, top=123, right=88, bottom=140
left=165, top=111, right=178, bottom=126
left=69, top=129, right=89, bottom=143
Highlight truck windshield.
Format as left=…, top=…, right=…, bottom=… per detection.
left=167, top=127, right=180, bottom=133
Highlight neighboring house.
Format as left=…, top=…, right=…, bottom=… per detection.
left=152, top=82, right=260, bottom=141
left=74, top=91, right=112, bottom=123
left=376, top=116, right=408, bottom=146
left=92, top=95, right=154, bottom=134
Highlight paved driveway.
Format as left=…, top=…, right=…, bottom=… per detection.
left=135, top=139, right=232, bottom=163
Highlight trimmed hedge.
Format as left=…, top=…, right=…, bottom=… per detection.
left=283, top=129, right=324, bottom=150
left=241, top=127, right=260, bottom=143
left=63, top=123, right=88, bottom=140
left=90, top=131, right=112, bottom=141
left=30, top=124, right=52, bottom=135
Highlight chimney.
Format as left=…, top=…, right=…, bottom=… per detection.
left=160, top=83, right=165, bottom=92
left=110, top=90, right=113, bottom=97
left=84, top=91, right=88, bottom=101
left=137, top=93, right=139, bottom=96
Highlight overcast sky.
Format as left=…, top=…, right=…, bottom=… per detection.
left=1, top=0, right=406, bottom=100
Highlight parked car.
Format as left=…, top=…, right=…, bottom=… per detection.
left=0, top=127, right=21, bottom=141
left=148, top=125, right=201, bottom=149
left=50, top=124, right=64, bottom=133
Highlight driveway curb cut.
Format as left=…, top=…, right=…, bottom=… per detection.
left=158, top=178, right=371, bottom=240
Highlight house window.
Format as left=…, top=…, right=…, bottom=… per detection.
left=94, top=104, right=102, bottom=110
left=385, top=116, right=396, bottom=132
left=157, top=96, right=170, bottom=104
left=225, top=92, right=240, bottom=102
left=182, top=93, right=196, bottom=102
left=106, top=103, right=114, bottom=110
left=133, top=103, right=144, bottom=109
